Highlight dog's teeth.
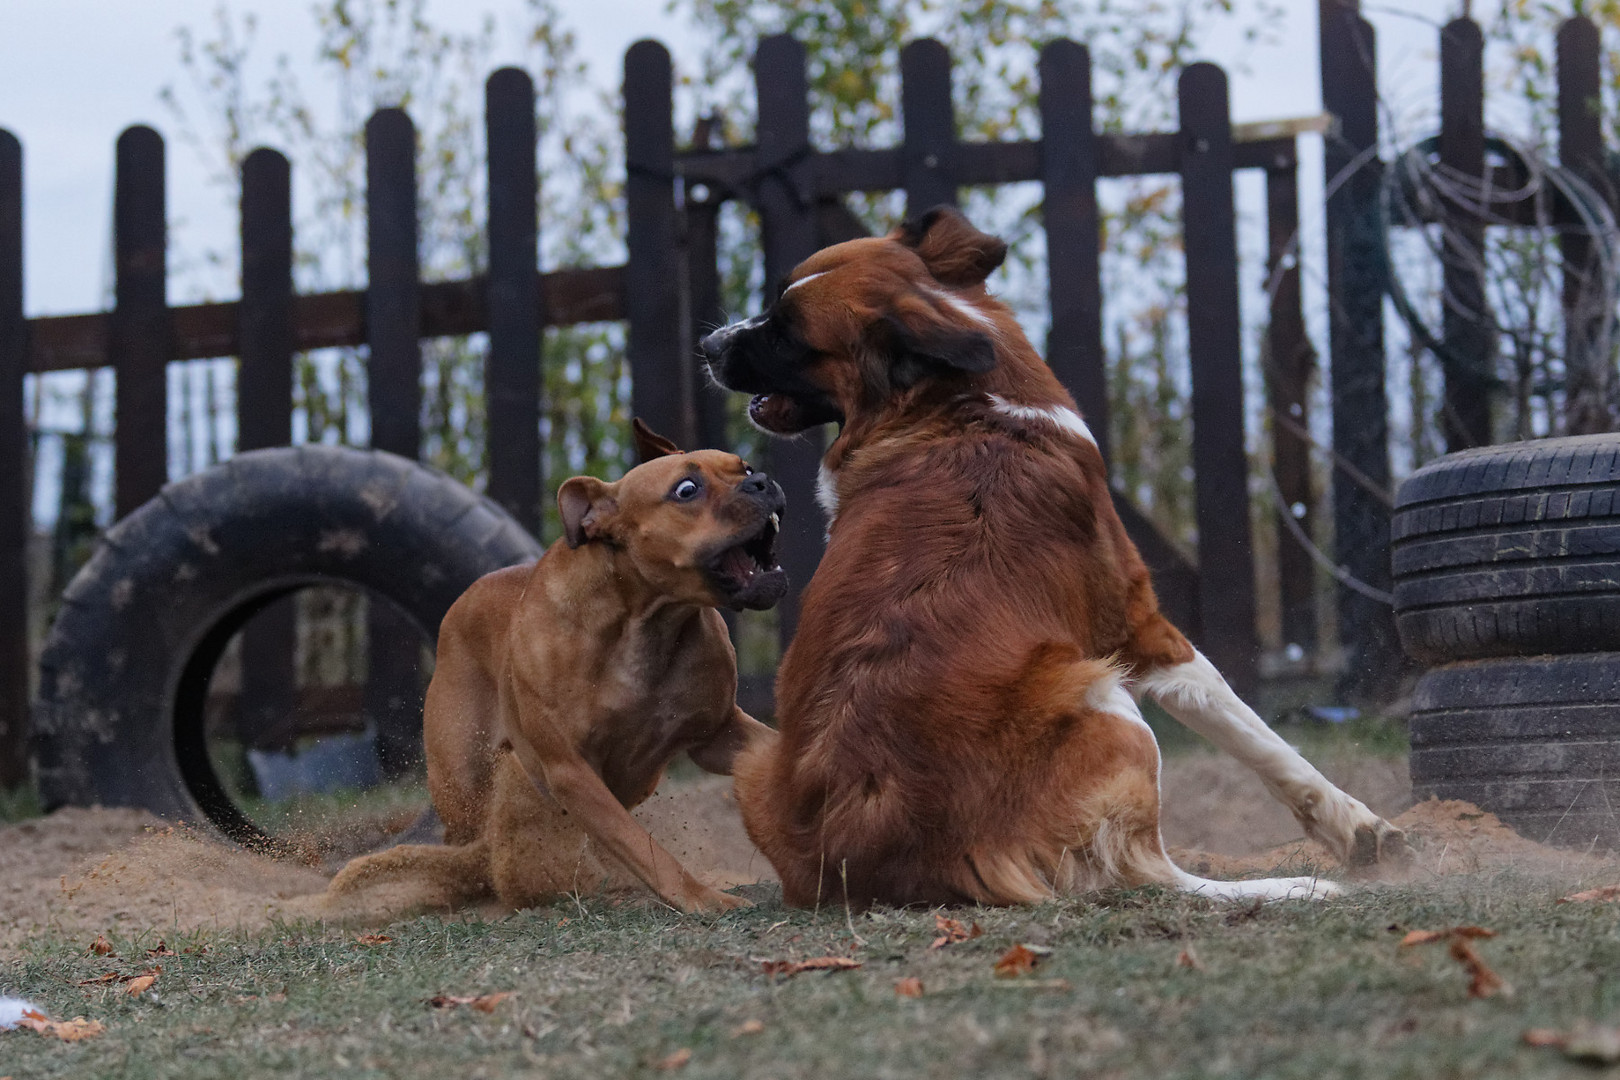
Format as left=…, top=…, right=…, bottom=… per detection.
left=769, top=513, right=780, bottom=531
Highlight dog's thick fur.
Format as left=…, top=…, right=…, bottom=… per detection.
left=701, top=208, right=1407, bottom=909
left=326, top=422, right=784, bottom=914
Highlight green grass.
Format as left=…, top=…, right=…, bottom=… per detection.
left=0, top=780, right=41, bottom=823
left=6, top=872, right=1619, bottom=1079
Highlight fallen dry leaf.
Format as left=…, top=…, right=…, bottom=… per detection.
left=75, top=973, right=120, bottom=986
left=730, top=1018, right=765, bottom=1038
left=146, top=941, right=177, bottom=958
left=16, top=1010, right=105, bottom=1042
left=427, top=992, right=513, bottom=1013
left=1176, top=948, right=1204, bottom=971
left=354, top=934, right=393, bottom=946
left=1523, top=1029, right=1568, bottom=1049
left=1558, top=884, right=1620, bottom=905
left=994, top=944, right=1041, bottom=979
left=894, top=977, right=925, bottom=998
left=86, top=935, right=114, bottom=957
left=1399, top=926, right=1508, bottom=998
left=655, top=1047, right=692, bottom=1070
left=123, top=974, right=157, bottom=997
left=759, top=956, right=862, bottom=977
left=929, top=915, right=983, bottom=950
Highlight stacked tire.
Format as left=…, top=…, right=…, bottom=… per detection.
left=1393, top=434, right=1620, bottom=850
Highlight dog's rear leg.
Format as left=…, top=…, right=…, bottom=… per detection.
left=1134, top=649, right=1406, bottom=867
left=326, top=839, right=494, bottom=909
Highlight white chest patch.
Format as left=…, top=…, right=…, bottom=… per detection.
left=986, top=394, right=1097, bottom=448
left=816, top=462, right=839, bottom=523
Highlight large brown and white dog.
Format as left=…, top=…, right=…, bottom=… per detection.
left=700, top=207, right=1406, bottom=908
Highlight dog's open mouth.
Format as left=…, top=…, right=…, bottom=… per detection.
left=707, top=511, right=788, bottom=610
left=747, top=393, right=842, bottom=435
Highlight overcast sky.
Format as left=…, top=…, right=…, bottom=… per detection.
left=0, top=0, right=1469, bottom=318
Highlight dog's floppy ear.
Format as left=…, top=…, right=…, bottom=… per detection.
left=631, top=418, right=682, bottom=463
left=558, top=476, right=617, bottom=549
left=870, top=312, right=997, bottom=389
left=892, top=206, right=1007, bottom=287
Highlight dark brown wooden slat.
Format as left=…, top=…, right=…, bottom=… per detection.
left=111, top=126, right=170, bottom=519
left=1179, top=62, right=1258, bottom=699
left=1320, top=0, right=1401, bottom=701
left=235, top=147, right=298, bottom=754
left=363, top=106, right=425, bottom=779
left=754, top=33, right=824, bottom=649
left=1558, top=15, right=1608, bottom=436
left=685, top=118, right=732, bottom=455
left=1439, top=16, right=1492, bottom=451
left=1039, top=39, right=1109, bottom=462
left=901, top=38, right=957, bottom=214
left=1265, top=163, right=1317, bottom=654
left=624, top=40, right=693, bottom=449
left=0, top=129, right=26, bottom=788
left=26, top=267, right=628, bottom=373
left=485, top=67, right=542, bottom=534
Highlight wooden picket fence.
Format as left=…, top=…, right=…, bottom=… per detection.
left=8, top=12, right=1604, bottom=785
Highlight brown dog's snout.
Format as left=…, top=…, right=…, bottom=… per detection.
left=739, top=472, right=786, bottom=519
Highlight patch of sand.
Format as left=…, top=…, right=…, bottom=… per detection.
left=3, top=755, right=1614, bottom=944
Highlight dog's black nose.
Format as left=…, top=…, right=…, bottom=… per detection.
left=739, top=473, right=770, bottom=496
left=697, top=330, right=724, bottom=361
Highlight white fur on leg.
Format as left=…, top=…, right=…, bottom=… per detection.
left=1089, top=667, right=1341, bottom=902
left=1132, top=649, right=1385, bottom=861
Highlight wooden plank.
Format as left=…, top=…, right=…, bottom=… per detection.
left=1439, top=16, right=1492, bottom=451
left=111, top=125, right=170, bottom=519
left=754, top=33, right=824, bottom=649
left=235, top=147, right=298, bottom=753
left=25, top=266, right=627, bottom=373
left=900, top=38, right=957, bottom=214
left=1320, top=0, right=1400, bottom=701
left=1558, top=15, right=1608, bottom=435
left=624, top=40, right=693, bottom=449
left=485, top=66, right=542, bottom=534
left=363, top=106, right=425, bottom=779
left=1039, top=39, right=1109, bottom=462
left=1179, top=62, right=1258, bottom=699
left=364, top=107, right=421, bottom=460
left=0, top=129, right=26, bottom=788
left=1265, top=163, right=1317, bottom=655
left=238, top=148, right=293, bottom=451
left=684, top=118, right=732, bottom=454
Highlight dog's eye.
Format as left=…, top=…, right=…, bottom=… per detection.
left=671, top=477, right=702, bottom=502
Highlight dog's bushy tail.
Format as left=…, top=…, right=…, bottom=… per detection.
left=325, top=838, right=494, bottom=910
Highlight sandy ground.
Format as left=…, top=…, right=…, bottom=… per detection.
left=2, top=753, right=1613, bottom=947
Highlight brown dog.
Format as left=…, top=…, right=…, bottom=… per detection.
left=701, top=207, right=1406, bottom=909
left=326, top=421, right=784, bottom=914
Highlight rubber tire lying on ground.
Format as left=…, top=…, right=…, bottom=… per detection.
left=31, top=445, right=543, bottom=841
left=1392, top=433, right=1620, bottom=663
left=1409, top=653, right=1620, bottom=851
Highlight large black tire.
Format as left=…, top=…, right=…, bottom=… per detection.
left=1409, top=654, right=1620, bottom=850
left=1392, top=434, right=1620, bottom=662
left=31, top=446, right=543, bottom=840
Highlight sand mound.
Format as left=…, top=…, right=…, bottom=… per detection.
left=4, top=755, right=1614, bottom=944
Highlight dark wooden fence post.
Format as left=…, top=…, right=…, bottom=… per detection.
left=754, top=34, right=824, bottom=650
left=1179, top=63, right=1259, bottom=700
left=1265, top=157, right=1318, bottom=656
left=365, top=107, right=425, bottom=778
left=624, top=41, right=693, bottom=451
left=485, top=67, right=543, bottom=534
left=236, top=147, right=297, bottom=753
left=901, top=39, right=957, bottom=215
left=0, top=130, right=25, bottom=788
left=1439, top=16, right=1492, bottom=451
left=1038, top=39, right=1107, bottom=461
left=1320, top=0, right=1400, bottom=702
left=112, top=126, right=170, bottom=520
left=1558, top=16, right=1609, bottom=436
left=683, top=116, right=732, bottom=454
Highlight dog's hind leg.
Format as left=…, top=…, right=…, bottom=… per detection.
left=1048, top=667, right=1340, bottom=902
left=325, top=838, right=494, bottom=910
left=1133, top=649, right=1406, bottom=869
